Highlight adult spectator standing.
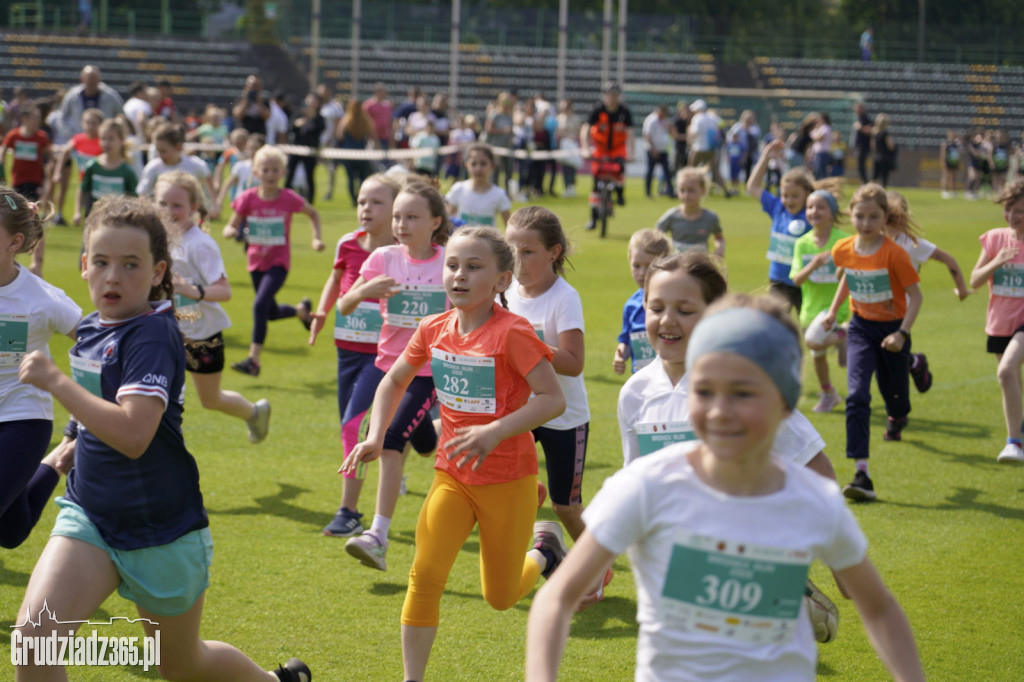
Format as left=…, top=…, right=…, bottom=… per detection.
left=729, top=109, right=760, bottom=181
left=580, top=81, right=634, bottom=230
left=872, top=113, right=897, bottom=187
left=336, top=99, right=375, bottom=207
left=860, top=26, right=874, bottom=61
left=233, top=74, right=270, bottom=136
left=555, top=98, right=583, bottom=197
left=363, top=82, right=393, bottom=151
left=852, top=101, right=874, bottom=183
left=810, top=112, right=833, bottom=179
left=122, top=81, right=152, bottom=176
left=687, top=99, right=730, bottom=196
left=58, top=65, right=123, bottom=137
left=642, top=104, right=672, bottom=198
left=671, top=99, right=690, bottom=175
left=266, top=92, right=290, bottom=145
left=285, top=92, right=325, bottom=203
left=393, top=86, right=421, bottom=148
left=484, top=92, right=515, bottom=192
left=316, top=82, right=344, bottom=201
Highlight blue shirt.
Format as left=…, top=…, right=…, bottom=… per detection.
left=66, top=301, right=208, bottom=550
left=617, top=289, right=645, bottom=345
left=760, top=192, right=810, bottom=286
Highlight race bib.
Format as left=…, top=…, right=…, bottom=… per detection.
left=458, top=212, right=495, bottom=227
left=803, top=253, right=838, bottom=284
left=629, top=330, right=655, bottom=372
left=846, top=268, right=892, bottom=303
left=431, top=348, right=496, bottom=414
left=946, top=148, right=960, bottom=165
left=0, top=313, right=29, bottom=366
left=386, top=284, right=446, bottom=328
left=70, top=355, right=103, bottom=397
left=91, top=174, right=126, bottom=198
left=173, top=292, right=200, bottom=317
left=335, top=301, right=383, bottom=343
left=13, top=140, right=37, bottom=161
left=766, top=232, right=797, bottom=264
left=532, top=323, right=546, bottom=343
left=657, top=531, right=810, bottom=644
left=247, top=216, right=287, bottom=246
left=636, top=421, right=696, bottom=457
left=993, top=263, right=1024, bottom=298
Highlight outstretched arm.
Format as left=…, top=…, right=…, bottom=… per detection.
left=928, top=247, right=970, bottom=299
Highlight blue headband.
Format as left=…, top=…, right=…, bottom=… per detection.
left=686, top=307, right=802, bottom=409
left=810, top=189, right=838, bottom=218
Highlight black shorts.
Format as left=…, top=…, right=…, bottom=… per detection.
left=769, top=280, right=802, bottom=314
left=184, top=331, right=225, bottom=374
left=987, top=325, right=1024, bottom=354
left=532, top=423, right=589, bottom=506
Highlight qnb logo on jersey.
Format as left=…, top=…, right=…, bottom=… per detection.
left=142, top=374, right=169, bottom=388
left=787, top=219, right=807, bottom=236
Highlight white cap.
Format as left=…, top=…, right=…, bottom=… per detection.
left=690, top=99, right=707, bottom=112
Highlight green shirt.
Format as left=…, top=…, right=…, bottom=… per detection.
left=790, top=228, right=850, bottom=328
left=81, top=160, right=139, bottom=202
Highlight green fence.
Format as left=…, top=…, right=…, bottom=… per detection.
left=5, top=0, right=205, bottom=37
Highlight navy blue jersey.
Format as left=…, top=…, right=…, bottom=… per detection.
left=66, top=301, right=208, bottom=550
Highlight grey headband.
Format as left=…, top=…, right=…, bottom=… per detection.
left=810, top=189, right=838, bottom=218
left=686, top=307, right=802, bottom=409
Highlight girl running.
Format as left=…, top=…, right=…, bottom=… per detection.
left=654, top=166, right=725, bottom=255
left=505, top=206, right=589, bottom=541
left=747, top=138, right=842, bottom=313
left=613, top=229, right=672, bottom=375
left=56, top=108, right=104, bottom=227
left=0, top=190, right=81, bottom=550
left=969, top=178, right=1024, bottom=463
left=79, top=118, right=138, bottom=220
left=308, top=173, right=429, bottom=537
left=528, top=294, right=924, bottom=682
left=790, top=190, right=850, bottom=413
left=823, top=183, right=922, bottom=501
left=157, top=171, right=271, bottom=443
left=885, top=190, right=970, bottom=394
left=223, top=145, right=324, bottom=377
left=338, top=181, right=449, bottom=568
left=444, top=143, right=512, bottom=228
left=342, top=226, right=566, bottom=682
left=14, top=195, right=310, bottom=681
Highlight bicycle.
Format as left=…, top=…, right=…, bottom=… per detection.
left=587, top=158, right=625, bottom=238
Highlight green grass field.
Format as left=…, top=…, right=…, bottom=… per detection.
left=2, top=174, right=1023, bottom=680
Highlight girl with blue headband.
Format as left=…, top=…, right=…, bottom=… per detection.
left=791, top=188, right=850, bottom=413
left=527, top=294, right=925, bottom=682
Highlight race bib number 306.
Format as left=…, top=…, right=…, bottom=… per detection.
left=335, top=302, right=383, bottom=343
left=431, top=349, right=496, bottom=414
left=657, top=531, right=810, bottom=644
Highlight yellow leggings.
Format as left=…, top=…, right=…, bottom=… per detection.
left=401, top=469, right=542, bottom=627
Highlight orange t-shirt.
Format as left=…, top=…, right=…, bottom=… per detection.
left=831, top=235, right=919, bottom=321
left=405, top=303, right=553, bottom=486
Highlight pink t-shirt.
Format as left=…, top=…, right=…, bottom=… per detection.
left=363, top=98, right=394, bottom=143
left=359, top=243, right=447, bottom=375
left=333, top=230, right=378, bottom=354
left=232, top=187, right=306, bottom=272
left=980, top=227, right=1024, bottom=336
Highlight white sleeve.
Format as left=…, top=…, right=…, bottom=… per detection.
left=444, top=182, right=462, bottom=206
left=581, top=466, right=647, bottom=555
left=46, top=284, right=83, bottom=335
left=817, top=499, right=869, bottom=570
left=553, top=285, right=585, bottom=335
left=771, top=410, right=825, bottom=467
left=911, top=236, right=937, bottom=267
left=618, top=382, right=640, bottom=467
left=496, top=188, right=511, bottom=212
left=189, top=156, right=211, bottom=179
left=136, top=163, right=156, bottom=195
left=192, top=237, right=228, bottom=286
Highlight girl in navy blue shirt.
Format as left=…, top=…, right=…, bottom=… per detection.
left=16, top=195, right=310, bottom=681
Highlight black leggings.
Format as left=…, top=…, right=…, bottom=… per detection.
left=250, top=266, right=295, bottom=345
left=0, top=419, right=58, bottom=549
left=286, top=154, right=318, bottom=204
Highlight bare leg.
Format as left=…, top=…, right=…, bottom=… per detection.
left=401, top=625, right=438, bottom=682
left=376, top=448, right=404, bottom=519
left=552, top=503, right=586, bottom=542
left=192, top=372, right=256, bottom=421
left=340, top=476, right=365, bottom=510
left=813, top=354, right=832, bottom=391
left=248, top=343, right=264, bottom=364
left=997, top=337, right=1024, bottom=439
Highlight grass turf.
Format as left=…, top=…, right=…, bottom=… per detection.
left=2, top=173, right=1023, bottom=680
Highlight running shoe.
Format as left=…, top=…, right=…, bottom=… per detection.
left=997, top=443, right=1024, bottom=464
left=842, top=470, right=876, bottom=501
left=804, top=579, right=839, bottom=643
left=883, top=416, right=908, bottom=441
left=231, top=357, right=260, bottom=377
left=272, top=657, right=311, bottom=682
left=323, top=509, right=364, bottom=537
left=532, top=521, right=567, bottom=579
left=345, top=530, right=388, bottom=570
left=909, top=353, right=932, bottom=393
left=297, top=297, right=313, bottom=331
left=246, top=399, right=271, bottom=443
left=812, top=391, right=841, bottom=413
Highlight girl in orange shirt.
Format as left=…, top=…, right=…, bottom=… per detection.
left=343, top=226, right=566, bottom=682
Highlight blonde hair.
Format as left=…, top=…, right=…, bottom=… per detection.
left=449, top=226, right=514, bottom=308
left=362, top=172, right=403, bottom=201
left=996, top=177, right=1024, bottom=209
left=675, top=166, right=707, bottom=191
left=253, top=145, right=287, bottom=169
left=884, top=190, right=922, bottom=244
left=155, top=170, right=206, bottom=224
left=228, top=128, right=249, bottom=148
left=849, top=183, right=912, bottom=236
left=780, top=167, right=843, bottom=201
left=628, top=228, right=673, bottom=259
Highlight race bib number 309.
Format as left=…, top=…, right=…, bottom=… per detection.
left=657, top=531, right=810, bottom=644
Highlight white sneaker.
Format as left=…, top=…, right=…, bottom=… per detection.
left=997, top=443, right=1024, bottom=463
left=804, top=580, right=839, bottom=643
left=246, top=399, right=271, bottom=443
left=564, top=186, right=577, bottom=198
left=345, top=530, right=388, bottom=570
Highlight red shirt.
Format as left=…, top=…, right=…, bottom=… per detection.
left=69, top=133, right=102, bottom=179
left=2, top=128, right=50, bottom=185
left=405, top=304, right=553, bottom=486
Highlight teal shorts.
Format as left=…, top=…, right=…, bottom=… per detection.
left=51, top=497, right=213, bottom=617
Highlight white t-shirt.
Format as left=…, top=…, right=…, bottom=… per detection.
left=892, top=233, right=937, bottom=271
left=505, top=276, right=589, bottom=430
left=266, top=102, right=289, bottom=144
left=320, top=99, right=345, bottom=146
left=444, top=181, right=511, bottom=227
left=689, top=112, right=718, bottom=153
left=170, top=225, right=232, bottom=341
left=228, top=159, right=257, bottom=198
left=643, top=112, right=671, bottom=153
left=0, top=266, right=81, bottom=421
left=137, top=155, right=210, bottom=196
left=583, top=445, right=868, bottom=682
left=618, top=359, right=824, bottom=467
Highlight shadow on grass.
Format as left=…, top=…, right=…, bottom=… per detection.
left=885, top=486, right=1024, bottom=521
left=0, top=560, right=32, bottom=588
left=238, top=377, right=336, bottom=401
left=817, top=660, right=837, bottom=676
left=208, top=483, right=327, bottom=528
